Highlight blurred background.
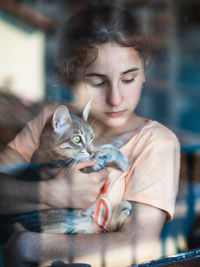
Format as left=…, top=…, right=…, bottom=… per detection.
left=0, top=0, right=200, bottom=265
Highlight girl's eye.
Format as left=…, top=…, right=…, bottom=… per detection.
left=93, top=81, right=105, bottom=87
left=86, top=77, right=106, bottom=88
left=122, top=78, right=135, bottom=84
left=72, top=135, right=81, bottom=143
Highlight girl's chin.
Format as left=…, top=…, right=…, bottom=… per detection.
left=102, top=116, right=128, bottom=128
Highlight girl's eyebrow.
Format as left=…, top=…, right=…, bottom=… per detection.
left=121, top=67, right=139, bottom=74
left=85, top=73, right=105, bottom=78
left=85, top=67, right=139, bottom=78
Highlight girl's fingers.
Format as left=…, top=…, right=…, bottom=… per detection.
left=75, top=158, right=97, bottom=170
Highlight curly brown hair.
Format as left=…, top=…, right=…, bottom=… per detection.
left=56, top=4, right=156, bottom=88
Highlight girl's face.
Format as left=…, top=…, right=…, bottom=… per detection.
left=74, top=43, right=145, bottom=129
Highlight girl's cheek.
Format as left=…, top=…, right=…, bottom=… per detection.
left=88, top=88, right=107, bottom=104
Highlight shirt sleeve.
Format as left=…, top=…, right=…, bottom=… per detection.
left=123, top=125, right=180, bottom=221
left=8, top=103, right=58, bottom=162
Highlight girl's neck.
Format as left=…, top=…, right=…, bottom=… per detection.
left=91, top=113, right=148, bottom=146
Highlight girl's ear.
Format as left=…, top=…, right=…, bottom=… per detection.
left=52, top=105, right=72, bottom=134
left=144, top=57, right=150, bottom=69
left=83, top=98, right=92, bottom=121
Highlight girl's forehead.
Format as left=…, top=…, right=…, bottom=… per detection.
left=86, top=43, right=143, bottom=74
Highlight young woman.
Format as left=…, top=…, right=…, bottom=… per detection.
left=1, top=4, right=180, bottom=267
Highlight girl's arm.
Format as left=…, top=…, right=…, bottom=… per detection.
left=0, top=173, right=52, bottom=215
left=0, top=148, right=107, bottom=215
left=4, top=202, right=167, bottom=267
left=0, top=146, right=49, bottom=214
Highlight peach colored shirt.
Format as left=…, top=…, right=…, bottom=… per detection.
left=95, top=120, right=180, bottom=229
left=9, top=104, right=180, bottom=225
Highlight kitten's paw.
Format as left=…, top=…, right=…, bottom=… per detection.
left=81, top=157, right=106, bottom=173
left=110, top=201, right=132, bottom=231
left=90, top=162, right=105, bottom=172
left=117, top=201, right=132, bottom=217
left=85, top=150, right=110, bottom=172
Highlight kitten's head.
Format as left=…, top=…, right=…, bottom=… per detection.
left=40, top=100, right=95, bottom=162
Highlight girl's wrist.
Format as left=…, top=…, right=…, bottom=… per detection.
left=41, top=178, right=69, bottom=209
left=39, top=180, right=54, bottom=208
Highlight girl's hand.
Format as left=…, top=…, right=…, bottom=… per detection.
left=46, top=159, right=108, bottom=210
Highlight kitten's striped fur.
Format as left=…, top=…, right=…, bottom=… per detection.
left=4, top=102, right=132, bottom=234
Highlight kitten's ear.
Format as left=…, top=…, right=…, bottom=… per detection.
left=52, top=105, right=72, bottom=134
left=83, top=98, right=92, bottom=121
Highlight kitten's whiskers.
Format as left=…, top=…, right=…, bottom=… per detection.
left=65, top=158, right=78, bottom=175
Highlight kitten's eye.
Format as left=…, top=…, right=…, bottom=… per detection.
left=72, top=135, right=81, bottom=144
left=90, top=133, right=94, bottom=140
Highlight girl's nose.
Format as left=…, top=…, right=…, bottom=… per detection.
left=106, top=85, right=123, bottom=107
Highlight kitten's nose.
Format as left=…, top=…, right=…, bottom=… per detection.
left=87, top=145, right=94, bottom=157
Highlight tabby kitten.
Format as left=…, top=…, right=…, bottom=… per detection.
left=6, top=101, right=132, bottom=234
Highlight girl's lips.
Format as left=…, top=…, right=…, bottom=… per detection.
left=105, top=110, right=126, bottom=118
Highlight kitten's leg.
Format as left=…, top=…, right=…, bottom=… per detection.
left=41, top=209, right=100, bottom=234
left=6, top=208, right=99, bottom=234
left=82, top=144, right=130, bottom=173
left=109, top=201, right=132, bottom=231
left=110, top=139, right=124, bottom=148
left=111, top=148, right=130, bottom=171
left=95, top=144, right=130, bottom=171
